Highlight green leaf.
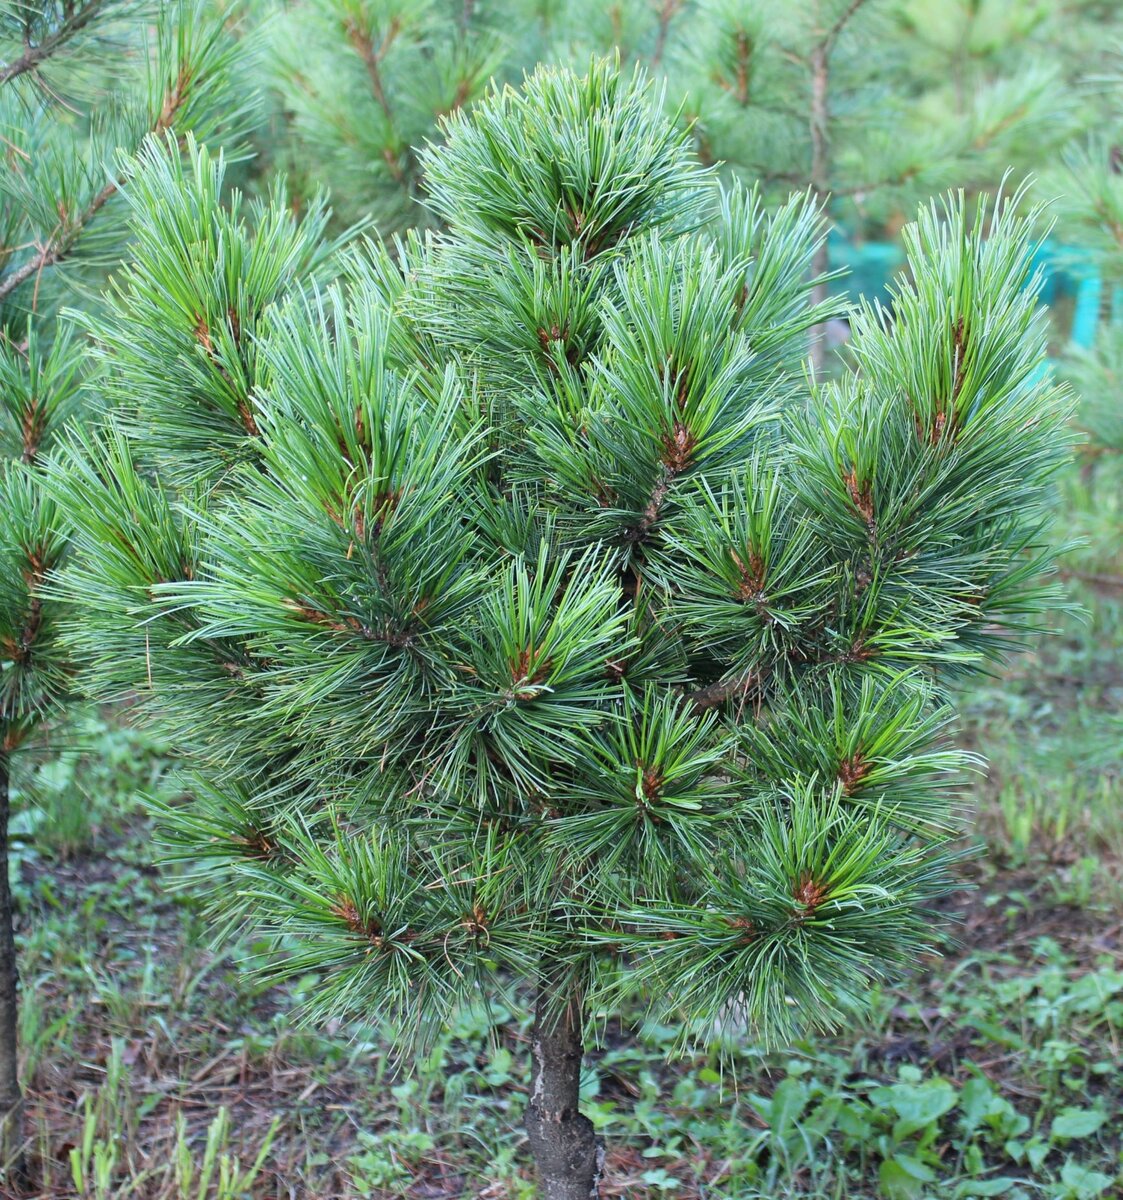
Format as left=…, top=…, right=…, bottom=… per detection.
left=874, top=1079, right=957, bottom=1139
left=959, top=1076, right=994, bottom=1134
left=1059, top=1159, right=1115, bottom=1199
left=768, top=1078, right=808, bottom=1138
left=1025, top=1137, right=1050, bottom=1171
left=1051, top=1108, right=1106, bottom=1141
left=879, top=1155, right=935, bottom=1200
left=953, top=1180, right=1023, bottom=1198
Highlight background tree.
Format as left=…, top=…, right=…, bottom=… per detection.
left=260, top=0, right=517, bottom=230
left=1033, top=39, right=1123, bottom=591
left=0, top=0, right=249, bottom=1176
left=1044, top=28, right=1123, bottom=448
left=658, top=0, right=1077, bottom=367
left=54, top=63, right=1070, bottom=1198
left=260, top=0, right=1072, bottom=373
left=1051, top=139, right=1123, bottom=459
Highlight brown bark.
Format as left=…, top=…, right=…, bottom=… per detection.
left=806, top=0, right=870, bottom=374
left=0, top=753, right=25, bottom=1182
left=808, top=40, right=830, bottom=375
left=0, top=63, right=192, bottom=308
left=525, top=967, right=603, bottom=1199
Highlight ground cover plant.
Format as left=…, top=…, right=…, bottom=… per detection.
left=0, top=0, right=249, bottom=1175
left=45, top=57, right=1078, bottom=1197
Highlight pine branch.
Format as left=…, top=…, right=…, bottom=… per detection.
left=687, top=671, right=759, bottom=714
left=0, top=559, right=45, bottom=670
left=834, top=164, right=922, bottom=197
left=651, top=0, right=683, bottom=69
left=0, top=178, right=115, bottom=305
left=806, top=0, right=871, bottom=370
left=344, top=14, right=410, bottom=184
left=819, top=0, right=870, bottom=59
left=0, top=64, right=192, bottom=306
left=0, top=0, right=110, bottom=88
left=345, top=14, right=398, bottom=127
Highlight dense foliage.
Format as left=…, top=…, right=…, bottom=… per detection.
left=256, top=0, right=1087, bottom=231
left=50, top=59, right=1072, bottom=1193
left=0, top=0, right=250, bottom=1172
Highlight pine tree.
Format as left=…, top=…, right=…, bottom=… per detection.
left=1046, top=37, right=1123, bottom=466
left=1051, top=138, right=1123, bottom=460
left=262, top=0, right=524, bottom=230
left=262, top=0, right=1068, bottom=377
left=0, top=0, right=249, bottom=1176
left=54, top=63, right=1070, bottom=1197
left=659, top=0, right=1075, bottom=368
left=1026, top=39, right=1123, bottom=591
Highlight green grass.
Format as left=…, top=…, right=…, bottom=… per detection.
left=10, top=460, right=1123, bottom=1199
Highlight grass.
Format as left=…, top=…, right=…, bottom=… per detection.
left=9, top=459, right=1123, bottom=1199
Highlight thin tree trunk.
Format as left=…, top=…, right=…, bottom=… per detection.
left=807, top=0, right=869, bottom=373
left=808, top=40, right=831, bottom=375
left=525, top=965, right=603, bottom=1200
left=0, top=752, right=24, bottom=1181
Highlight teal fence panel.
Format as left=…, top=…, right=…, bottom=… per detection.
left=828, top=231, right=1107, bottom=351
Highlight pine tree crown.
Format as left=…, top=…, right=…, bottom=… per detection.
left=52, top=59, right=1071, bottom=1046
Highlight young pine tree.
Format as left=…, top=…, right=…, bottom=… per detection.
left=55, top=63, right=1069, bottom=1198
left=660, top=0, right=1071, bottom=367
left=1046, top=133, right=1123, bottom=460
left=0, top=0, right=249, bottom=1176
left=1037, top=47, right=1123, bottom=569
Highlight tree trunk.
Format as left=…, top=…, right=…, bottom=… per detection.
left=0, top=752, right=24, bottom=1182
left=808, top=39, right=831, bottom=376
left=525, top=966, right=603, bottom=1200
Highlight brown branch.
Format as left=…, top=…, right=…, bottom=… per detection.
left=154, top=63, right=193, bottom=136
left=344, top=17, right=413, bottom=184
left=687, top=671, right=758, bottom=714
left=713, top=29, right=752, bottom=106
left=819, top=0, right=870, bottom=59
left=807, top=40, right=830, bottom=373
left=345, top=15, right=400, bottom=128
left=435, top=75, right=474, bottom=120
left=651, top=0, right=683, bottom=68
left=805, top=0, right=868, bottom=371
left=0, top=178, right=114, bottom=304
left=19, top=392, right=46, bottom=463
left=282, top=598, right=415, bottom=648
left=834, top=164, right=922, bottom=197
left=972, top=102, right=1029, bottom=152
left=626, top=475, right=670, bottom=542
left=1, top=551, right=47, bottom=669
left=0, top=63, right=192, bottom=306
left=0, top=0, right=107, bottom=89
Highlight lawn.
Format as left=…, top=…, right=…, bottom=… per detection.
left=11, top=464, right=1123, bottom=1200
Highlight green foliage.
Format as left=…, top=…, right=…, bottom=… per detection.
left=14, top=577, right=1123, bottom=1196
left=0, top=0, right=254, bottom=758
left=89, top=134, right=345, bottom=483
left=261, top=0, right=509, bottom=230
left=51, top=57, right=1074, bottom=1096
left=254, top=0, right=1088, bottom=263
left=1048, top=133, right=1123, bottom=458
